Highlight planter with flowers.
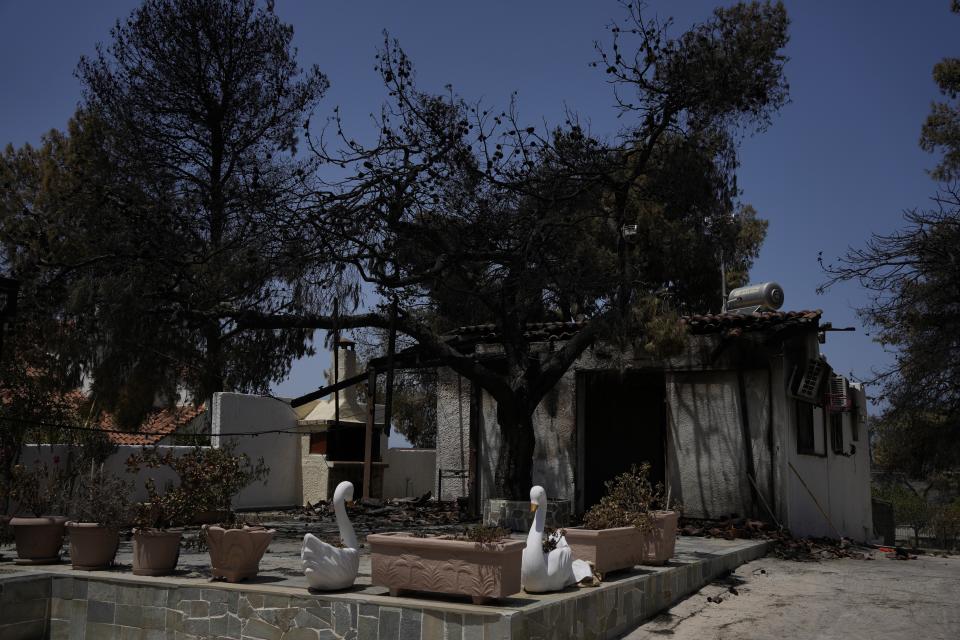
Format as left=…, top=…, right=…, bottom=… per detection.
left=566, top=463, right=680, bottom=575
left=66, top=463, right=133, bottom=570
left=8, top=458, right=70, bottom=564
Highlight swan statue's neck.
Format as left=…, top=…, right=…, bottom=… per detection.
left=334, top=495, right=358, bottom=550
left=525, top=503, right=547, bottom=570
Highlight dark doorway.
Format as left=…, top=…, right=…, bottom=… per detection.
left=582, top=371, right=667, bottom=511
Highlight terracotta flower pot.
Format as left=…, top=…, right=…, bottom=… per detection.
left=565, top=525, right=646, bottom=575
left=642, top=510, right=679, bottom=565
left=204, top=525, right=275, bottom=582
left=132, top=528, right=183, bottom=576
left=10, top=516, right=68, bottom=564
left=66, top=522, right=120, bottom=570
left=369, top=532, right=524, bottom=604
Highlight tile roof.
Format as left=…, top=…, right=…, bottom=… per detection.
left=681, top=310, right=823, bottom=337
left=446, top=310, right=823, bottom=344
left=97, top=404, right=207, bottom=446
left=447, top=320, right=586, bottom=344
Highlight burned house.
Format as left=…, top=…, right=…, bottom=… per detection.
left=435, top=307, right=873, bottom=541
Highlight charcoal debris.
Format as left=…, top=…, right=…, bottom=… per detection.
left=680, top=516, right=871, bottom=561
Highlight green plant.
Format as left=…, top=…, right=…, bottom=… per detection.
left=70, top=462, right=133, bottom=527
left=8, top=459, right=70, bottom=516
left=581, top=463, right=667, bottom=532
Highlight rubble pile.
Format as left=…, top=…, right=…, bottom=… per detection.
left=681, top=516, right=776, bottom=540
left=257, top=493, right=478, bottom=542
left=769, top=535, right=870, bottom=561
left=680, top=516, right=871, bottom=561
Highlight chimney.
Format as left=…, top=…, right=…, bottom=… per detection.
left=332, top=339, right=360, bottom=407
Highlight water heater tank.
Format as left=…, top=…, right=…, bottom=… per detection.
left=726, top=282, right=784, bottom=312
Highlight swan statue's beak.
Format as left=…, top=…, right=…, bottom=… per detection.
left=529, top=503, right=538, bottom=513
left=347, top=500, right=354, bottom=507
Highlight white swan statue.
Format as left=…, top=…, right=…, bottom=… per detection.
left=301, top=480, right=361, bottom=590
left=521, top=485, right=594, bottom=593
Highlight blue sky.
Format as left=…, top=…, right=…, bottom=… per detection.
left=1, top=1, right=956, bottom=440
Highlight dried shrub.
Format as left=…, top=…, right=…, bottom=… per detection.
left=542, top=527, right=566, bottom=553
left=450, top=524, right=510, bottom=545
left=126, top=442, right=269, bottom=530
left=8, top=459, right=70, bottom=516
left=70, top=462, right=133, bottom=527
left=582, top=463, right=668, bottom=531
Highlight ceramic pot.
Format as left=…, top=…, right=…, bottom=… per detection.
left=369, top=532, right=524, bottom=604
left=642, top=510, right=679, bottom=565
left=565, top=525, right=646, bottom=575
left=132, top=528, right=183, bottom=576
left=66, top=522, right=120, bottom=570
left=10, top=516, right=68, bottom=564
left=204, top=525, right=275, bottom=582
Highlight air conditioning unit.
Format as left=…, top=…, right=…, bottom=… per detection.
left=826, top=374, right=852, bottom=412
left=788, top=358, right=829, bottom=404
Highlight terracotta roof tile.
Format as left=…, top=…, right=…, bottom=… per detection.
left=446, top=311, right=822, bottom=344
left=97, top=404, right=207, bottom=446
left=681, top=310, right=822, bottom=336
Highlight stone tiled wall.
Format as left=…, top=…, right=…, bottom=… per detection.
left=47, top=577, right=374, bottom=640
left=0, top=539, right=770, bottom=640
left=0, top=574, right=50, bottom=639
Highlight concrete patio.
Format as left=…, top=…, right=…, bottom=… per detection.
left=0, top=534, right=771, bottom=640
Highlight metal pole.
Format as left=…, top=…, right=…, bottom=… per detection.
left=362, top=368, right=376, bottom=500
left=382, top=298, right=398, bottom=436
left=720, top=249, right=727, bottom=313
left=333, top=298, right=340, bottom=428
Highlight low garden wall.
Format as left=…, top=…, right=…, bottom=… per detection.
left=382, top=448, right=436, bottom=499
left=0, top=537, right=772, bottom=640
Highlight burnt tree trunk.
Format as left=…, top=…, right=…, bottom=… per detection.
left=493, top=402, right=537, bottom=500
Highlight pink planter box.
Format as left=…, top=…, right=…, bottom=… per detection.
left=565, top=526, right=645, bottom=575
left=369, top=532, right=524, bottom=604
left=643, top=511, right=679, bottom=565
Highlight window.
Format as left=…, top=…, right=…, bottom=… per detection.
left=796, top=401, right=816, bottom=455
left=850, top=414, right=859, bottom=442
left=830, top=412, right=844, bottom=454
left=309, top=432, right=327, bottom=455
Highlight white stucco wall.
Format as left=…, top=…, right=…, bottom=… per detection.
left=212, top=392, right=300, bottom=509
left=18, top=443, right=192, bottom=507
left=785, top=383, right=873, bottom=540
left=382, top=448, right=436, bottom=498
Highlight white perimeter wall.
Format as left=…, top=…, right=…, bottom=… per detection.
left=212, top=392, right=300, bottom=509
left=19, top=443, right=192, bottom=507
left=382, top=449, right=436, bottom=498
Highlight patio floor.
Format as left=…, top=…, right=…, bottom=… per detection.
left=0, top=533, right=771, bottom=640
